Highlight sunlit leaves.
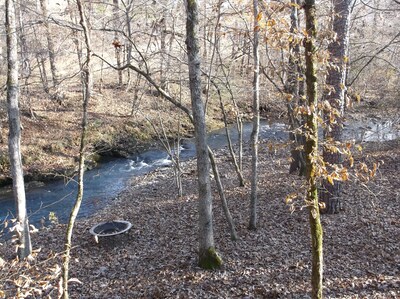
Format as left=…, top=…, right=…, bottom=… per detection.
left=289, top=1, right=301, bottom=9
left=256, top=11, right=263, bottom=22
left=0, top=243, right=62, bottom=298
left=253, top=1, right=305, bottom=51
left=285, top=93, right=294, bottom=102
left=266, top=18, right=277, bottom=27
left=355, top=161, right=383, bottom=182
left=349, top=156, right=354, bottom=167
left=285, top=192, right=298, bottom=204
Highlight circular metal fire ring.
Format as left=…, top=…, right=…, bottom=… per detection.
left=89, top=220, right=132, bottom=237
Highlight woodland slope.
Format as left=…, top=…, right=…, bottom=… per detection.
left=1, top=138, right=399, bottom=298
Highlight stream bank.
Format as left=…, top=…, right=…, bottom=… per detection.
left=0, top=116, right=398, bottom=229
left=1, top=132, right=399, bottom=298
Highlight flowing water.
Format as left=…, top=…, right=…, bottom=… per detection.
left=0, top=118, right=398, bottom=229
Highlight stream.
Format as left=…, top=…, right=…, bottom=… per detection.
left=0, top=118, right=398, bottom=229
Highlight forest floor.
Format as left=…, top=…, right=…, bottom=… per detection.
left=0, top=134, right=399, bottom=298
left=0, top=84, right=399, bottom=298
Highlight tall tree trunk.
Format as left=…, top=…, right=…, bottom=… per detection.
left=320, top=0, right=352, bottom=214
left=160, top=10, right=167, bottom=90
left=204, top=0, right=223, bottom=114
left=304, top=1, right=323, bottom=298
left=16, top=0, right=35, bottom=118
left=202, top=0, right=208, bottom=60
left=184, top=0, right=222, bottom=270
left=208, top=150, right=238, bottom=241
left=113, top=0, right=123, bottom=86
left=123, top=0, right=133, bottom=88
left=287, top=0, right=306, bottom=176
left=249, top=0, right=260, bottom=230
left=6, top=0, right=32, bottom=260
left=218, top=92, right=245, bottom=187
left=62, top=0, right=92, bottom=297
left=39, top=0, right=61, bottom=88
left=215, top=45, right=245, bottom=184
left=16, top=0, right=30, bottom=81
left=67, top=0, right=83, bottom=69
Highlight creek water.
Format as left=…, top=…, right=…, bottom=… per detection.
left=0, top=118, right=398, bottom=229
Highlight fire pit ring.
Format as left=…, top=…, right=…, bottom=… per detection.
left=89, top=220, right=132, bottom=237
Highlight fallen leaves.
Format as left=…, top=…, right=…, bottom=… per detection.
left=0, top=140, right=399, bottom=298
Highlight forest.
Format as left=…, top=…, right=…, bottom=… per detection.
left=0, top=0, right=399, bottom=298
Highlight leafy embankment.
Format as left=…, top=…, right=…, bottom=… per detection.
left=0, top=85, right=277, bottom=187
left=0, top=139, right=399, bottom=298
left=0, top=87, right=193, bottom=186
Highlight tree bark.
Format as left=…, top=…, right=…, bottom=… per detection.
left=16, top=0, right=36, bottom=118
left=159, top=10, right=167, bottom=90
left=6, top=0, right=32, bottom=260
left=67, top=0, right=83, bottom=69
left=113, top=0, right=123, bottom=86
left=321, top=0, right=352, bottom=214
left=215, top=45, right=245, bottom=184
left=184, top=0, right=222, bottom=270
left=39, top=0, right=61, bottom=88
left=209, top=150, right=238, bottom=241
left=304, top=1, right=323, bottom=298
left=62, top=0, right=92, bottom=297
left=249, top=0, right=260, bottom=230
left=204, top=0, right=223, bottom=113
left=287, top=0, right=306, bottom=176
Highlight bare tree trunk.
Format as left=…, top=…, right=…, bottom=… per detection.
left=39, top=0, right=61, bottom=89
left=16, top=0, right=35, bottom=118
left=204, top=0, right=223, bottom=113
left=218, top=92, right=245, bottom=187
left=99, top=21, right=105, bottom=93
left=208, top=150, right=238, bottom=241
left=123, top=0, right=133, bottom=88
left=249, top=0, right=260, bottom=230
left=185, top=0, right=222, bottom=270
left=202, top=0, right=208, bottom=60
left=287, top=0, right=306, bottom=176
left=160, top=11, right=167, bottom=90
left=67, top=0, right=83, bottom=69
left=37, top=54, right=49, bottom=94
left=113, top=0, right=123, bottom=86
left=215, top=45, right=245, bottom=182
left=5, top=0, right=32, bottom=260
left=62, top=0, right=92, bottom=297
left=321, top=0, right=352, bottom=214
left=304, top=1, right=323, bottom=297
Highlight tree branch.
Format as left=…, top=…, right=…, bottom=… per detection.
left=360, top=0, right=400, bottom=11
left=348, top=31, right=400, bottom=86
left=93, top=53, right=193, bottom=122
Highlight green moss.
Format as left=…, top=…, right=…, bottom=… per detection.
left=198, top=247, right=223, bottom=270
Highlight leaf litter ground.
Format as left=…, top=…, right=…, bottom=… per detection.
left=0, top=139, right=399, bottom=298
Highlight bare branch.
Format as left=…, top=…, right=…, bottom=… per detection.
left=348, top=31, right=400, bottom=86
left=96, top=27, right=150, bottom=74
left=260, top=65, right=285, bottom=95
left=93, top=53, right=193, bottom=122
left=360, top=0, right=400, bottom=11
